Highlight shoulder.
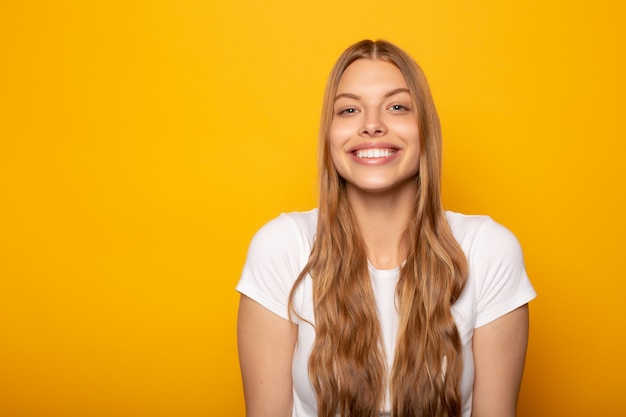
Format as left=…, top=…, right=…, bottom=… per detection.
left=445, top=211, right=522, bottom=261
left=446, top=211, right=536, bottom=327
left=237, top=209, right=318, bottom=320
left=244, top=209, right=318, bottom=277
left=248, top=209, right=318, bottom=252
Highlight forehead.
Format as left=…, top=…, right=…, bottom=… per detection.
left=336, top=59, right=408, bottom=94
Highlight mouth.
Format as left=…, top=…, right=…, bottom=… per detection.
left=353, top=148, right=398, bottom=159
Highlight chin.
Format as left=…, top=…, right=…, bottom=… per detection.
left=353, top=173, right=421, bottom=192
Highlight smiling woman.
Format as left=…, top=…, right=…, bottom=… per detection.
left=236, top=39, right=536, bottom=417
left=330, top=59, right=420, bottom=196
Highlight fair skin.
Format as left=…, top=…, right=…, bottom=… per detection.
left=237, top=295, right=296, bottom=417
left=238, top=58, right=529, bottom=417
left=329, top=59, right=420, bottom=268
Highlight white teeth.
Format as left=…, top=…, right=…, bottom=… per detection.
left=355, top=148, right=394, bottom=159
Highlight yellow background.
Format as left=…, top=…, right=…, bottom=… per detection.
left=1, top=1, right=624, bottom=416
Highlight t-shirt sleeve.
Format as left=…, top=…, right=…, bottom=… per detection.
left=236, top=214, right=308, bottom=321
left=472, top=218, right=537, bottom=328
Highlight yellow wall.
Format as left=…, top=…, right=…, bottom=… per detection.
left=1, top=1, right=624, bottom=416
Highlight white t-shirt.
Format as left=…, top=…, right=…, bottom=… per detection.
left=237, top=209, right=536, bottom=417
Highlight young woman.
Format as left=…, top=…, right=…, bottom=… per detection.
left=236, top=39, right=536, bottom=417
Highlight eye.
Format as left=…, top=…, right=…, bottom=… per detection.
left=389, top=104, right=410, bottom=112
left=337, top=107, right=359, bottom=115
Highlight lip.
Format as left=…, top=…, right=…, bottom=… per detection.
left=347, top=142, right=401, bottom=165
left=347, top=141, right=400, bottom=152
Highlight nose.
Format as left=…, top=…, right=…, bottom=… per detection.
left=359, top=111, right=387, bottom=137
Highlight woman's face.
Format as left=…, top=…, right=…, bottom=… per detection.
left=329, top=59, right=420, bottom=195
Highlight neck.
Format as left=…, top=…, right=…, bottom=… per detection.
left=345, top=181, right=417, bottom=270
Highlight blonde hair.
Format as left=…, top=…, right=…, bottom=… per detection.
left=289, top=39, right=468, bottom=417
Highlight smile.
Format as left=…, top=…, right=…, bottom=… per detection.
left=354, top=148, right=397, bottom=159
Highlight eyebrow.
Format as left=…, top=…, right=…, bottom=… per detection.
left=334, top=87, right=411, bottom=102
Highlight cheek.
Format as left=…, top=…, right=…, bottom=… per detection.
left=328, top=121, right=353, bottom=161
left=395, top=121, right=420, bottom=144
left=329, top=119, right=356, bottom=145
left=396, top=122, right=421, bottom=170
left=328, top=142, right=346, bottom=177
left=328, top=126, right=349, bottom=177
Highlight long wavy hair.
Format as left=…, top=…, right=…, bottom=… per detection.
left=289, top=39, right=468, bottom=417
